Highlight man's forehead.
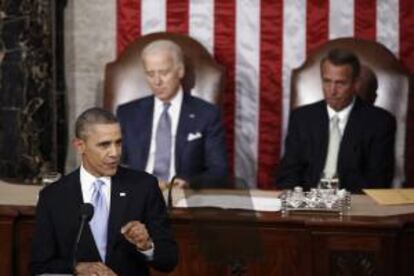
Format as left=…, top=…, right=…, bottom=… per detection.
left=322, top=62, right=353, bottom=75
left=144, top=62, right=174, bottom=71
left=144, top=57, right=174, bottom=70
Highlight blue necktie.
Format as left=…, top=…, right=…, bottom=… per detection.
left=90, top=179, right=109, bottom=261
left=153, top=103, right=172, bottom=181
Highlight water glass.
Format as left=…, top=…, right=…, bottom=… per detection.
left=41, top=172, right=62, bottom=187
left=318, top=178, right=339, bottom=190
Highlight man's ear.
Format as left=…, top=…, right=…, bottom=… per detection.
left=351, top=80, right=358, bottom=95
left=178, top=64, right=185, bottom=79
left=72, top=137, right=85, bottom=154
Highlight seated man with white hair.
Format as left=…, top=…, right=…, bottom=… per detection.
left=117, top=40, right=228, bottom=189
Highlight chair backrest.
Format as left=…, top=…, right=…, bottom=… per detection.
left=103, top=32, right=225, bottom=112
left=291, top=37, right=412, bottom=187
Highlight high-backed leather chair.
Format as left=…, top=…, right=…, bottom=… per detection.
left=290, top=38, right=412, bottom=187
left=103, top=32, right=225, bottom=112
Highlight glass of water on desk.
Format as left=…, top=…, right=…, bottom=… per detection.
left=318, top=177, right=339, bottom=191
left=41, top=172, right=62, bottom=187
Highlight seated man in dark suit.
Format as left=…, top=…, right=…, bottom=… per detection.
left=117, top=40, right=228, bottom=189
left=30, top=108, right=177, bottom=275
left=276, top=48, right=396, bottom=193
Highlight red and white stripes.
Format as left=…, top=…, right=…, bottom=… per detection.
left=117, top=0, right=414, bottom=188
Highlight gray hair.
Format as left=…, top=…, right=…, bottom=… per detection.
left=321, top=48, right=361, bottom=80
left=141, top=40, right=184, bottom=68
left=75, top=107, right=118, bottom=139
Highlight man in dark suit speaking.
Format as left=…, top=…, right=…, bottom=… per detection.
left=117, top=40, right=228, bottom=189
left=276, top=48, right=396, bottom=193
left=30, top=108, right=177, bottom=275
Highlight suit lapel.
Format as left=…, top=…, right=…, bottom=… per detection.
left=175, top=93, right=194, bottom=172
left=68, top=169, right=101, bottom=262
left=338, top=99, right=363, bottom=174
left=139, top=97, right=155, bottom=168
left=314, top=102, right=330, bottom=177
left=106, top=170, right=129, bottom=260
left=68, top=169, right=84, bottom=205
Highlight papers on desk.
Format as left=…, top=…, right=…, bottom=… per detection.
left=38, top=274, right=72, bottom=276
left=175, top=194, right=281, bottom=212
left=363, top=189, right=414, bottom=205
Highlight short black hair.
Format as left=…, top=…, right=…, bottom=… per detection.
left=321, top=48, right=361, bottom=79
left=75, top=107, right=118, bottom=139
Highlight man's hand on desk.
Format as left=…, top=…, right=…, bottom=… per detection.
left=158, top=178, right=189, bottom=191
left=158, top=180, right=169, bottom=191
left=172, top=178, right=189, bottom=189
left=75, top=262, right=117, bottom=276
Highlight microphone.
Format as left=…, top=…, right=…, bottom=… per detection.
left=72, top=203, right=94, bottom=269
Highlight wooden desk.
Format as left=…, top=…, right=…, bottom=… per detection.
left=0, top=206, right=18, bottom=276
left=1, top=184, right=414, bottom=276
left=160, top=195, right=414, bottom=276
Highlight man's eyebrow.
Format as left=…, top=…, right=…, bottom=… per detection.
left=97, top=140, right=111, bottom=146
left=97, top=138, right=122, bottom=145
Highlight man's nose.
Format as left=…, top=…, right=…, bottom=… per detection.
left=328, top=83, right=338, bottom=94
left=153, top=74, right=162, bottom=85
left=108, top=144, right=120, bottom=157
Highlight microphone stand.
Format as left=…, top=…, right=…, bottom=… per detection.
left=72, top=204, right=94, bottom=270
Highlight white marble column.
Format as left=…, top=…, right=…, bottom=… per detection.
left=64, top=0, right=117, bottom=172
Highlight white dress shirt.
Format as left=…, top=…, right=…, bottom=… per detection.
left=80, top=165, right=111, bottom=208
left=79, top=165, right=154, bottom=259
left=145, top=88, right=183, bottom=181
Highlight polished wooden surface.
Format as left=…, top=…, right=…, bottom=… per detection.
left=1, top=186, right=414, bottom=275
left=162, top=202, right=414, bottom=276
left=0, top=206, right=18, bottom=276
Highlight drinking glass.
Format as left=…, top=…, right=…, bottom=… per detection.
left=41, top=172, right=61, bottom=187
left=318, top=177, right=340, bottom=191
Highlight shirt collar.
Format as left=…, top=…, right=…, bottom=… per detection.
left=80, top=164, right=111, bottom=186
left=154, top=87, right=184, bottom=110
left=326, top=97, right=355, bottom=122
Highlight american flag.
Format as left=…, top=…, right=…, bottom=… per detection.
left=117, top=0, right=414, bottom=189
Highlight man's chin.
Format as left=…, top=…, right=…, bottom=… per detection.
left=327, top=101, right=344, bottom=111
left=103, top=166, right=118, bottom=176
left=155, top=93, right=169, bottom=101
left=154, top=90, right=177, bottom=102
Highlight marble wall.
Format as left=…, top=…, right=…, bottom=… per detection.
left=0, top=0, right=117, bottom=179
left=64, top=0, right=116, bottom=172
left=0, top=0, right=58, bottom=182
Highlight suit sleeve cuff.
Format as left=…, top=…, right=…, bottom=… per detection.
left=137, top=241, right=155, bottom=261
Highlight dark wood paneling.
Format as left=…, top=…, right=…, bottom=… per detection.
left=3, top=205, right=414, bottom=276
left=0, top=207, right=18, bottom=276
left=399, top=227, right=414, bottom=276
left=15, top=217, right=36, bottom=276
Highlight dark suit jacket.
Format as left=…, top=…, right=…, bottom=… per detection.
left=30, top=167, right=178, bottom=275
left=117, top=93, right=228, bottom=187
left=276, top=97, right=396, bottom=193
